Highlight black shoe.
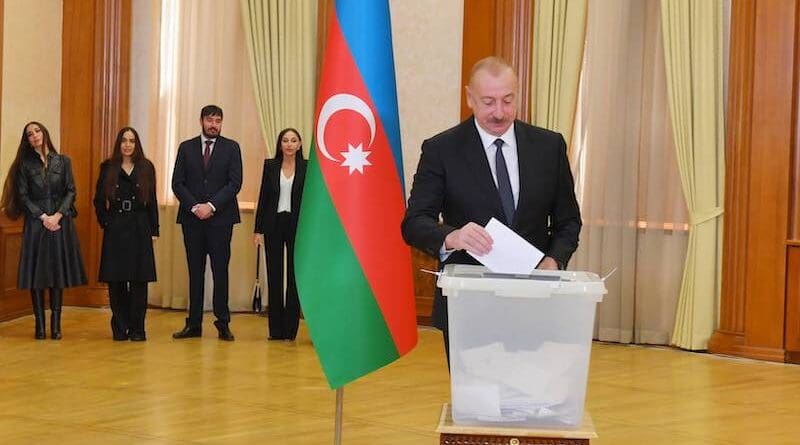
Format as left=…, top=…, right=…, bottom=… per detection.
left=113, top=333, right=129, bottom=341
left=50, top=312, right=62, bottom=340
left=129, top=333, right=146, bottom=342
left=215, top=321, right=234, bottom=341
left=172, top=325, right=202, bottom=339
left=49, top=288, right=63, bottom=340
left=32, top=290, right=46, bottom=340
left=267, top=336, right=283, bottom=341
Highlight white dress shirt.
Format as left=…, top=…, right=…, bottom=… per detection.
left=277, top=170, right=294, bottom=213
left=440, top=121, right=520, bottom=259
left=200, top=134, right=216, bottom=156
left=194, top=134, right=218, bottom=213
left=474, top=121, right=520, bottom=207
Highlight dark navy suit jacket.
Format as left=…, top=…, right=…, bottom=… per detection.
left=401, top=117, right=582, bottom=328
left=172, top=135, right=242, bottom=227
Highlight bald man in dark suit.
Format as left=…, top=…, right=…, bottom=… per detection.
left=401, top=57, right=582, bottom=360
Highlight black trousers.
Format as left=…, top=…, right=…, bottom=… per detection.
left=265, top=212, right=300, bottom=340
left=108, top=281, right=148, bottom=338
left=182, top=223, right=233, bottom=328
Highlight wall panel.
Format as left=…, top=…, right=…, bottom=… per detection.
left=460, top=0, right=532, bottom=121
left=61, top=0, right=131, bottom=306
left=710, top=0, right=800, bottom=363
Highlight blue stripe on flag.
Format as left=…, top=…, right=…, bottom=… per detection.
left=335, top=0, right=405, bottom=191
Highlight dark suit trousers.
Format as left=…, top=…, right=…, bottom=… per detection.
left=265, top=212, right=300, bottom=340
left=108, top=281, right=147, bottom=337
left=182, top=223, right=233, bottom=327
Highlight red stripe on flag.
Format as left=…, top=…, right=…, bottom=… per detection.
left=314, top=14, right=416, bottom=355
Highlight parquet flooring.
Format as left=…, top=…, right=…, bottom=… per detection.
left=1, top=308, right=798, bottom=444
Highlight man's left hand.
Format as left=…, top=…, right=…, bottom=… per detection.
left=195, top=203, right=214, bottom=220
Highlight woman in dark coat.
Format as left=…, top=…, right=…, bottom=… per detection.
left=0, top=121, right=87, bottom=340
left=93, top=127, right=158, bottom=341
left=254, top=128, right=307, bottom=341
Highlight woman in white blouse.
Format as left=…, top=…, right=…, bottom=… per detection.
left=254, top=128, right=307, bottom=341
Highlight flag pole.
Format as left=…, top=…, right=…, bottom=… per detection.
left=334, top=387, right=344, bottom=445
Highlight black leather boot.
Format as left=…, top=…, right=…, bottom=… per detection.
left=50, top=288, right=63, bottom=340
left=31, top=290, right=46, bottom=339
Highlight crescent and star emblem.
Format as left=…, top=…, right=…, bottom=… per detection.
left=317, top=93, right=375, bottom=175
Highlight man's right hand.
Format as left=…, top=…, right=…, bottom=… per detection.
left=193, top=203, right=214, bottom=220
left=444, top=222, right=493, bottom=256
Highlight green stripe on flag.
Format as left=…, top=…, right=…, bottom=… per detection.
left=296, top=145, right=400, bottom=388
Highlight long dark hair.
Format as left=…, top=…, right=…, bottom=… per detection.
left=0, top=121, right=58, bottom=219
left=273, top=128, right=304, bottom=162
left=102, top=127, right=156, bottom=204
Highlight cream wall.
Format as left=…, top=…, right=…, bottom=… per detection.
left=0, top=0, right=62, bottom=184
left=390, top=0, right=464, bottom=195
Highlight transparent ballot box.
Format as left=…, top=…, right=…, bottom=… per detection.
left=437, top=264, right=606, bottom=428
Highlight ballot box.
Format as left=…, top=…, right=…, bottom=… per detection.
left=437, top=264, right=606, bottom=428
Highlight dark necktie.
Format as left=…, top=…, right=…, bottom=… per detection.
left=494, top=138, right=515, bottom=224
left=203, top=140, right=213, bottom=169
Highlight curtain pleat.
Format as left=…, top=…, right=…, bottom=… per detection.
left=531, top=0, right=587, bottom=151
left=661, top=0, right=725, bottom=350
left=241, top=0, right=317, bottom=158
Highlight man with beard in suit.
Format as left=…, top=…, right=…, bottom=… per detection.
left=171, top=105, right=242, bottom=341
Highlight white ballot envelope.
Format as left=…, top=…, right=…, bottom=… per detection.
left=468, top=218, right=545, bottom=274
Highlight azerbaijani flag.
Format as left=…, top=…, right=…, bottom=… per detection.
left=295, top=0, right=417, bottom=389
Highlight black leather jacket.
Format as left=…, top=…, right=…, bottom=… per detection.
left=16, top=150, right=77, bottom=219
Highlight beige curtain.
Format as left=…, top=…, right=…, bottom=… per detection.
left=530, top=0, right=587, bottom=149
left=570, top=0, right=688, bottom=344
left=661, top=0, right=725, bottom=350
left=130, top=0, right=279, bottom=311
left=240, top=0, right=317, bottom=159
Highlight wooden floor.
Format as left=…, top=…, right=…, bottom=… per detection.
left=1, top=308, right=799, bottom=444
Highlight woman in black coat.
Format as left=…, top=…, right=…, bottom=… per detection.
left=0, top=121, right=87, bottom=340
left=254, top=128, right=307, bottom=341
left=93, top=127, right=159, bottom=341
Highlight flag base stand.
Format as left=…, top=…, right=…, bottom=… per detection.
left=334, top=387, right=344, bottom=444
